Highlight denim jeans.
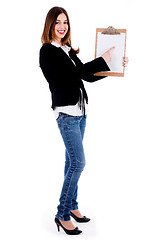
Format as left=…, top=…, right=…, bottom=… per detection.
left=56, top=113, right=87, bottom=221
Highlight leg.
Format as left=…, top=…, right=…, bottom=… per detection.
left=65, top=150, right=78, bottom=210
left=64, top=115, right=87, bottom=211
left=71, top=115, right=87, bottom=210
left=64, top=115, right=87, bottom=175
left=56, top=113, right=86, bottom=221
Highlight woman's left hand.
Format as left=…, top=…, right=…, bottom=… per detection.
left=123, top=57, right=129, bottom=67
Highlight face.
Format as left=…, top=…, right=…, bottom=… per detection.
left=53, top=13, right=69, bottom=44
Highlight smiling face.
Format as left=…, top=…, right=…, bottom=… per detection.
left=53, top=13, right=69, bottom=45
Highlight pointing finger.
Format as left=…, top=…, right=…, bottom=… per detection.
left=108, top=46, right=115, bottom=52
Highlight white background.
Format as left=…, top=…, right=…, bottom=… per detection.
left=0, top=0, right=160, bottom=239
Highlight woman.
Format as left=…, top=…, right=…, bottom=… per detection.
left=39, top=6, right=128, bottom=235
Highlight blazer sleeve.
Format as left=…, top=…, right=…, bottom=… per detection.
left=82, top=73, right=107, bottom=83
left=69, top=50, right=110, bottom=83
left=78, top=57, right=110, bottom=79
left=39, top=44, right=110, bottom=87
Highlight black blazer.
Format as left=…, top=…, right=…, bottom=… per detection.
left=39, top=43, right=110, bottom=109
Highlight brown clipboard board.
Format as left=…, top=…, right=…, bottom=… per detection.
left=94, top=27, right=127, bottom=77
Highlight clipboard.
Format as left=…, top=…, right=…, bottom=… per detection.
left=94, top=27, right=127, bottom=77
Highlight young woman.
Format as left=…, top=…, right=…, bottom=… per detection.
left=39, top=6, right=128, bottom=235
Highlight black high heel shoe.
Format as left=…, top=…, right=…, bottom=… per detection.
left=70, top=212, right=90, bottom=223
left=55, top=218, right=82, bottom=235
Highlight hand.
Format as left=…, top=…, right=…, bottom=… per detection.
left=123, top=57, right=129, bottom=67
left=101, top=46, right=115, bottom=63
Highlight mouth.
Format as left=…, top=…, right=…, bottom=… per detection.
left=57, top=30, right=66, bottom=35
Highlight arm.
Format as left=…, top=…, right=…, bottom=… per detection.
left=39, top=44, right=110, bottom=87
left=83, top=71, right=109, bottom=83
left=83, top=50, right=129, bottom=82
left=69, top=50, right=110, bottom=83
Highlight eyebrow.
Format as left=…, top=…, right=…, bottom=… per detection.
left=56, top=20, right=68, bottom=22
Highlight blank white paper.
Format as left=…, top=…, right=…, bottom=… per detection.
left=96, top=32, right=126, bottom=73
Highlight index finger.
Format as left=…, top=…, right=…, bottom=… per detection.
left=108, top=46, right=116, bottom=52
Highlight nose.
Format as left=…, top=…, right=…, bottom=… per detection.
left=61, top=23, right=68, bottom=29
left=58, top=23, right=64, bottom=29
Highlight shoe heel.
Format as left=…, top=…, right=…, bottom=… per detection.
left=55, top=222, right=60, bottom=232
left=55, top=217, right=82, bottom=235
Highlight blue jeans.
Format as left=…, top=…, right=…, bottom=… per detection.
left=56, top=113, right=87, bottom=221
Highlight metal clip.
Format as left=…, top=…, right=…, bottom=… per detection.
left=102, top=26, right=120, bottom=35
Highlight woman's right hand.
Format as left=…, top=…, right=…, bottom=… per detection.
left=101, top=46, right=115, bottom=63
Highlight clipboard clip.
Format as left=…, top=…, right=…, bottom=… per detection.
left=102, top=26, right=120, bottom=35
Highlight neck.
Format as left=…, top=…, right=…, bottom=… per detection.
left=53, top=38, right=62, bottom=46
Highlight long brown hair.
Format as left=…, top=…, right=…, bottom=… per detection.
left=41, top=6, right=79, bottom=54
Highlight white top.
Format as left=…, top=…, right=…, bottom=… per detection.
left=51, top=41, right=88, bottom=119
